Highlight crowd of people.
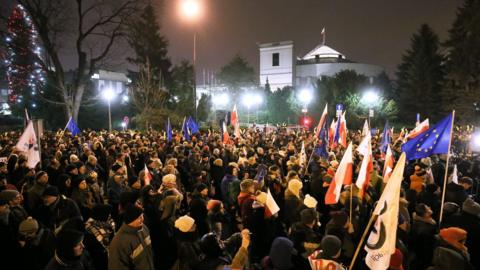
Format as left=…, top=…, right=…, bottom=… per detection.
left=0, top=125, right=478, bottom=270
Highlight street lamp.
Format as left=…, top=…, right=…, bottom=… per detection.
left=212, top=93, right=230, bottom=108
left=298, top=88, right=313, bottom=120
left=102, top=88, right=116, bottom=131
left=180, top=0, right=203, bottom=121
left=362, top=90, right=379, bottom=126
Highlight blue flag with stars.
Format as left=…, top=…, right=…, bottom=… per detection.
left=401, top=113, right=453, bottom=160
left=187, top=116, right=200, bottom=134
left=380, top=121, right=391, bottom=154
left=65, top=117, right=81, bottom=136
left=166, top=118, right=172, bottom=143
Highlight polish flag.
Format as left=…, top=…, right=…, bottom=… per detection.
left=144, top=164, right=153, bottom=186
left=337, top=112, right=348, bottom=148
left=406, top=119, right=429, bottom=140
left=355, top=133, right=373, bottom=192
left=231, top=104, right=238, bottom=127
left=383, top=145, right=395, bottom=183
left=328, top=119, right=336, bottom=148
left=15, top=121, right=40, bottom=168
left=265, top=188, right=280, bottom=217
left=362, top=120, right=370, bottom=137
left=315, top=104, right=328, bottom=138
left=325, top=142, right=353, bottom=205
left=222, top=121, right=230, bottom=144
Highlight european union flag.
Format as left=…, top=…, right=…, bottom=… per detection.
left=315, top=118, right=329, bottom=158
left=187, top=116, right=200, bottom=134
left=166, top=118, right=172, bottom=143
left=401, top=113, right=453, bottom=160
left=65, top=117, right=81, bottom=136
left=182, top=117, right=191, bottom=141
left=380, top=121, right=391, bottom=154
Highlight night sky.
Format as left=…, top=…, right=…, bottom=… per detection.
left=160, top=0, right=462, bottom=78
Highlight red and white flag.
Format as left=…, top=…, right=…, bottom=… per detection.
left=325, top=142, right=353, bottom=205
left=356, top=133, right=373, bottom=192
left=329, top=119, right=337, bottom=148
left=365, top=153, right=406, bottom=270
left=406, top=119, right=429, bottom=140
left=144, top=164, right=153, bottom=186
left=265, top=188, right=280, bottom=217
left=231, top=104, right=238, bottom=127
left=383, top=145, right=395, bottom=183
left=338, top=112, right=348, bottom=148
left=222, top=121, right=230, bottom=144
left=315, top=104, right=328, bottom=138
left=15, top=121, right=40, bottom=168
left=362, top=120, right=370, bottom=138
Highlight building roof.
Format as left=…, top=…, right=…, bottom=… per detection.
left=301, top=44, right=345, bottom=60
left=258, top=40, right=293, bottom=49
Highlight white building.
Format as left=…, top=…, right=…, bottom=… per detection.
left=259, top=41, right=384, bottom=90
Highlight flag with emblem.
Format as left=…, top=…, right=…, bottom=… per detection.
left=16, top=121, right=40, bottom=168
left=365, top=153, right=406, bottom=270
left=401, top=113, right=453, bottom=161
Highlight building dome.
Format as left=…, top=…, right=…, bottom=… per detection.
left=301, top=44, right=345, bottom=60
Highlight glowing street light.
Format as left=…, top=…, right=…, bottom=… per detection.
left=242, top=93, right=263, bottom=125
left=212, top=93, right=230, bottom=107
left=362, top=90, right=379, bottom=106
left=102, top=88, right=116, bottom=131
left=179, top=0, right=203, bottom=121
left=298, top=88, right=313, bottom=106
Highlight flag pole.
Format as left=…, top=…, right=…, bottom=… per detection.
left=439, top=110, right=455, bottom=225
left=349, top=213, right=378, bottom=270
left=349, top=184, right=353, bottom=224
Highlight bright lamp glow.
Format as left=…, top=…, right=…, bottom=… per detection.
left=212, top=93, right=229, bottom=106
left=473, top=133, right=480, bottom=147
left=102, top=88, right=116, bottom=102
left=242, top=93, right=263, bottom=108
left=180, top=0, right=202, bottom=20
left=122, top=94, right=129, bottom=103
left=121, top=122, right=127, bottom=128
left=298, top=89, right=313, bottom=105
left=362, top=90, right=379, bottom=105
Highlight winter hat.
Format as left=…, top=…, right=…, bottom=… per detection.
left=174, top=215, right=195, bottom=233
left=269, top=237, right=297, bottom=270
left=56, top=229, right=84, bottom=261
left=91, top=204, right=112, bottom=222
left=162, top=174, right=177, bottom=186
left=111, top=164, right=122, bottom=173
left=319, top=235, right=342, bottom=258
left=42, top=186, right=59, bottom=197
left=240, top=179, right=255, bottom=192
left=18, top=217, right=39, bottom=235
left=255, top=192, right=267, bottom=205
left=195, top=183, right=208, bottom=193
left=330, top=210, right=349, bottom=227
left=389, top=248, right=404, bottom=270
left=200, top=233, right=223, bottom=258
left=462, top=198, right=480, bottom=216
left=439, top=227, right=468, bottom=252
left=0, top=189, right=19, bottom=203
left=207, top=200, right=222, bottom=212
left=123, top=204, right=143, bottom=225
left=304, top=194, right=318, bottom=209
left=71, top=175, right=87, bottom=189
left=288, top=179, right=303, bottom=197
left=65, top=164, right=77, bottom=173
left=300, top=208, right=318, bottom=225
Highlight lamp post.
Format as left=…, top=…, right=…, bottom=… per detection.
left=298, top=88, right=313, bottom=126
left=362, top=90, right=379, bottom=127
left=180, top=0, right=202, bottom=120
left=102, top=88, right=116, bottom=131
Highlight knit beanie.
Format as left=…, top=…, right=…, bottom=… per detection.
left=288, top=179, right=303, bottom=197
left=18, top=217, right=39, bottom=235
left=0, top=190, right=19, bottom=202
left=56, top=229, right=84, bottom=261
left=195, top=183, right=208, bottom=193
left=439, top=227, right=468, bottom=252
left=42, top=185, right=59, bottom=197
left=123, top=204, right=143, bottom=225
left=91, top=204, right=112, bottom=222
left=269, top=237, right=297, bottom=270
left=207, top=200, right=222, bottom=212
left=462, top=198, right=480, bottom=217
left=240, top=179, right=254, bottom=192
left=304, top=194, right=318, bottom=209
left=174, top=215, right=195, bottom=233
left=319, top=235, right=342, bottom=258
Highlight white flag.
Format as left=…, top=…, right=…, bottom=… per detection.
left=365, top=153, right=406, bottom=270
left=15, top=121, right=40, bottom=168
left=362, top=120, right=370, bottom=137
left=451, top=164, right=458, bottom=184
left=299, top=141, right=307, bottom=168
left=266, top=188, right=280, bottom=216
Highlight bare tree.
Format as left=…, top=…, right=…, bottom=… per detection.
left=16, top=0, right=142, bottom=122
left=130, top=59, right=169, bottom=129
